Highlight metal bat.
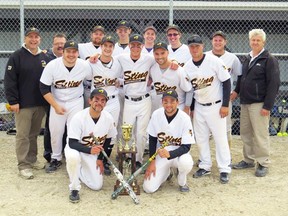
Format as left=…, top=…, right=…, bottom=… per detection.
left=111, top=141, right=170, bottom=199
left=90, top=133, right=139, bottom=204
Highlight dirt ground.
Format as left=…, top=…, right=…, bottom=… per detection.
left=0, top=131, right=287, bottom=216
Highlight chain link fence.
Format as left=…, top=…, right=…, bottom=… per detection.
left=1, top=0, right=288, bottom=134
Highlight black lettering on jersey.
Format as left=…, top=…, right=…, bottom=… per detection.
left=93, top=76, right=117, bottom=88
left=157, top=132, right=181, bottom=146
left=54, top=80, right=83, bottom=89
left=124, top=71, right=148, bottom=84
left=191, top=76, right=214, bottom=90
left=82, top=135, right=107, bottom=147
left=154, top=82, right=177, bottom=95
left=178, top=62, right=185, bottom=67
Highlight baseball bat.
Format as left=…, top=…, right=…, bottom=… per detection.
left=111, top=141, right=170, bottom=199
left=90, top=133, right=139, bottom=204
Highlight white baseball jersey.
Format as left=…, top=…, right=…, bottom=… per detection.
left=147, top=107, right=195, bottom=147
left=184, top=54, right=230, bottom=104
left=40, top=57, right=92, bottom=101
left=168, top=44, right=190, bottom=67
left=117, top=53, right=155, bottom=97
left=68, top=108, right=117, bottom=146
left=141, top=47, right=154, bottom=56
left=89, top=57, right=122, bottom=97
left=78, top=42, right=102, bottom=60
left=150, top=64, right=192, bottom=108
left=113, top=42, right=130, bottom=57
left=206, top=50, right=242, bottom=90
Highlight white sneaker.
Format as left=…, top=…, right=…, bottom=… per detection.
left=19, top=169, right=34, bottom=179
left=32, top=161, right=45, bottom=170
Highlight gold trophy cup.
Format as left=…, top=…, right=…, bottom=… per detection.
left=115, top=123, right=140, bottom=195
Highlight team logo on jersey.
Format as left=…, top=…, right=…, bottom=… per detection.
left=154, top=83, right=176, bottom=95
left=158, top=132, right=181, bottom=146
left=190, top=76, right=214, bottom=90
left=178, top=62, right=185, bottom=67
left=7, top=65, right=12, bottom=70
left=124, top=71, right=148, bottom=84
left=82, top=134, right=107, bottom=146
left=41, top=60, right=47, bottom=68
left=54, top=79, right=83, bottom=89
left=93, top=76, right=117, bottom=87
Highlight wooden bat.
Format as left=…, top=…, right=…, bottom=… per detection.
left=111, top=141, right=170, bottom=199
left=90, top=133, right=139, bottom=204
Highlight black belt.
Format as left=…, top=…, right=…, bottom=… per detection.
left=199, top=100, right=221, bottom=106
left=125, top=93, right=150, bottom=102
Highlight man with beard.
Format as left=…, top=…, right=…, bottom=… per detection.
left=65, top=88, right=117, bottom=203
left=79, top=25, right=105, bottom=107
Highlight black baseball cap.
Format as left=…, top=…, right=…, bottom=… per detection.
left=92, top=25, right=105, bottom=34
left=129, top=34, right=144, bottom=44
left=117, top=20, right=131, bottom=29
left=166, top=24, right=181, bottom=33
left=162, top=89, right=178, bottom=100
left=143, top=26, right=157, bottom=34
left=63, top=41, right=78, bottom=50
left=90, top=88, right=108, bottom=101
left=101, top=35, right=115, bottom=45
left=25, top=27, right=40, bottom=36
left=212, top=31, right=226, bottom=40
left=153, top=42, right=168, bottom=51
left=187, top=35, right=203, bottom=46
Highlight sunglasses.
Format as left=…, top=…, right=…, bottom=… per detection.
left=167, top=33, right=179, bottom=37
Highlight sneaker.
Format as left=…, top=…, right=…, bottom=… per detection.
left=255, top=164, right=268, bottom=177
left=69, top=190, right=80, bottom=203
left=220, top=172, right=229, bottom=184
left=46, top=159, right=62, bottom=173
left=193, top=168, right=211, bottom=178
left=179, top=184, right=190, bottom=192
left=104, top=163, right=111, bottom=176
left=19, top=169, right=34, bottom=179
left=32, top=161, right=45, bottom=170
left=232, top=160, right=255, bottom=169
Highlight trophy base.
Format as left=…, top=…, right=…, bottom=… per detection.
left=114, top=180, right=140, bottom=195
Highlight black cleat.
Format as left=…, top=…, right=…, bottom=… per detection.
left=69, top=190, right=80, bottom=203
left=46, top=159, right=62, bottom=173
left=193, top=168, right=211, bottom=178
left=220, top=172, right=229, bottom=184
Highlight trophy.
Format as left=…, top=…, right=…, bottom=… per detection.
left=114, top=123, right=140, bottom=195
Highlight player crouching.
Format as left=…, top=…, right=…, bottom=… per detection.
left=143, top=90, right=195, bottom=193
left=64, top=88, right=117, bottom=203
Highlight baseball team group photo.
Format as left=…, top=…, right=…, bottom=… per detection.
left=1, top=1, right=288, bottom=215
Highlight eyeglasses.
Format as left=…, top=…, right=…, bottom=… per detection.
left=167, top=33, right=179, bottom=37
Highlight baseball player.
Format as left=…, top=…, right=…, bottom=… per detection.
left=40, top=41, right=92, bottom=173
left=43, top=33, right=67, bottom=163
left=89, top=35, right=122, bottom=175
left=166, top=25, right=190, bottom=67
left=78, top=25, right=105, bottom=108
left=142, top=26, right=157, bottom=55
left=184, top=35, right=231, bottom=184
left=206, top=31, right=242, bottom=149
left=117, top=34, right=155, bottom=168
left=113, top=20, right=132, bottom=56
left=65, top=88, right=117, bottom=203
left=143, top=89, right=195, bottom=193
left=150, top=42, right=192, bottom=112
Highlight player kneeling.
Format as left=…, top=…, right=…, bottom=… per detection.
left=143, top=90, right=195, bottom=193
left=64, top=88, right=117, bottom=203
